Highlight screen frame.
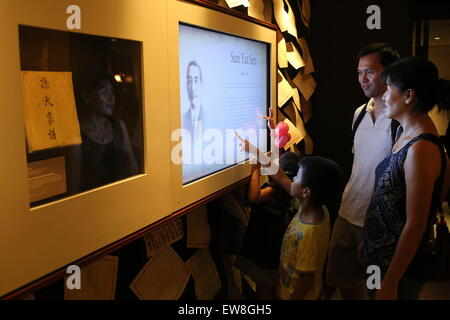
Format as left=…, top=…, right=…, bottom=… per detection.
left=168, top=0, right=277, bottom=212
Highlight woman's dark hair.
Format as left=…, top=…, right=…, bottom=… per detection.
left=381, top=57, right=450, bottom=112
left=297, top=156, right=343, bottom=205
left=357, top=43, right=400, bottom=68
left=82, top=72, right=115, bottom=95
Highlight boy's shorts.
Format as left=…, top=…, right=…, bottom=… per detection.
left=326, top=215, right=365, bottom=289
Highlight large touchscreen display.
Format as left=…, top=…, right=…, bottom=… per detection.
left=178, top=23, right=269, bottom=184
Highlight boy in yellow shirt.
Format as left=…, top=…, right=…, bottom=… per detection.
left=271, top=156, right=343, bottom=299
left=236, top=131, right=343, bottom=299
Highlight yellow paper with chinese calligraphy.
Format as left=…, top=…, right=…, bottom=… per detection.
left=21, top=71, right=81, bottom=153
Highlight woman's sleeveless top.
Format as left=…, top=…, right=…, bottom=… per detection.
left=363, top=134, right=446, bottom=279
left=81, top=118, right=134, bottom=190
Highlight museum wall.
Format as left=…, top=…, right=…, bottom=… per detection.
left=3, top=0, right=450, bottom=300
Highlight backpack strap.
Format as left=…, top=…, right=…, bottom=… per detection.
left=351, top=103, right=367, bottom=145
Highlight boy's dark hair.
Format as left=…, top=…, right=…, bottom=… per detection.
left=381, top=56, right=450, bottom=112
left=279, top=151, right=302, bottom=180
left=297, top=156, right=343, bottom=205
left=357, top=43, right=400, bottom=68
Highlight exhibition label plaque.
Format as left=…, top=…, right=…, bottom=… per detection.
left=28, top=156, right=67, bottom=203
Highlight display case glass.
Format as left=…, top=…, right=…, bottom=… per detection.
left=19, top=26, right=144, bottom=206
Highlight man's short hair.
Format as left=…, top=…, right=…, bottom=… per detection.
left=357, top=43, right=400, bottom=67
left=187, top=60, right=202, bottom=83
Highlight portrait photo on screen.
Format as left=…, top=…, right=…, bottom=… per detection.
left=178, top=23, right=270, bottom=184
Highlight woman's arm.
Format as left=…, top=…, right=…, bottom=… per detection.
left=377, top=141, right=440, bottom=299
